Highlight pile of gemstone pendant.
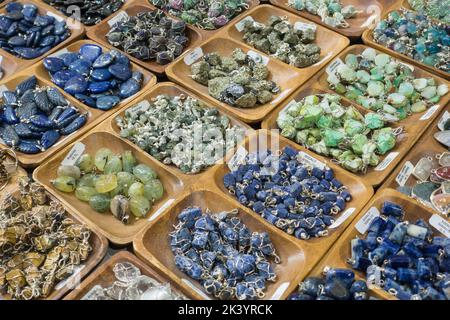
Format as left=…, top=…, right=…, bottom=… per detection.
left=223, top=146, right=352, bottom=239
left=348, top=201, right=450, bottom=300
left=170, top=207, right=280, bottom=300
left=43, top=44, right=144, bottom=111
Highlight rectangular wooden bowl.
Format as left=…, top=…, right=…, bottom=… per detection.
left=0, top=187, right=108, bottom=300
left=261, top=86, right=417, bottom=187
left=64, top=251, right=195, bottom=300
left=166, top=37, right=306, bottom=123
left=362, top=7, right=450, bottom=80
left=134, top=188, right=307, bottom=300
left=0, top=72, right=102, bottom=168
left=33, top=130, right=185, bottom=246
left=269, top=0, right=400, bottom=40
left=86, top=0, right=203, bottom=75
left=381, top=107, right=450, bottom=213
left=309, top=188, right=447, bottom=300
left=211, top=129, right=374, bottom=249
left=0, top=0, right=85, bottom=71
left=224, top=4, right=350, bottom=73
left=0, top=54, right=20, bottom=82
left=106, top=81, right=254, bottom=187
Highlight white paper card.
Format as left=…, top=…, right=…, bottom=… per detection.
left=0, top=56, right=3, bottom=66
left=297, top=151, right=326, bottom=170
left=228, top=146, right=248, bottom=171
left=0, top=85, right=9, bottom=94
left=148, top=199, right=175, bottom=222
left=294, top=21, right=316, bottom=32
left=329, top=207, right=356, bottom=229
left=326, top=58, right=344, bottom=75
left=184, top=47, right=204, bottom=65
left=438, top=111, right=450, bottom=131
left=47, top=11, right=64, bottom=22
left=270, top=282, right=290, bottom=300
left=235, top=16, right=254, bottom=32
left=247, top=50, right=269, bottom=66
left=129, top=100, right=150, bottom=114
left=375, top=152, right=399, bottom=171
left=62, top=142, right=85, bottom=166
left=108, top=11, right=128, bottom=26
left=420, top=105, right=440, bottom=121
left=429, top=214, right=450, bottom=238
left=395, top=161, right=414, bottom=187
left=355, top=207, right=380, bottom=234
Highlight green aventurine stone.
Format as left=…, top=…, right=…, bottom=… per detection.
left=351, top=134, right=368, bottom=155
left=344, top=119, right=365, bottom=136
left=376, top=132, right=396, bottom=154
left=322, top=128, right=345, bottom=147
left=364, top=113, right=385, bottom=129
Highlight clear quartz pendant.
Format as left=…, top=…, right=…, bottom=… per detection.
left=412, top=157, right=435, bottom=182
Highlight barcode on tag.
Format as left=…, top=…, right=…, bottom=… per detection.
left=270, top=282, right=290, bottom=300
left=148, top=199, right=175, bottom=222
left=184, top=47, right=204, bottom=65
left=420, top=105, right=440, bottom=121
left=294, top=21, right=317, bottom=32
left=326, top=58, right=344, bottom=75
left=355, top=207, right=380, bottom=234
left=375, top=152, right=399, bottom=171
left=329, top=207, right=356, bottom=229
left=429, top=214, right=450, bottom=238
left=62, top=142, right=85, bottom=166
left=235, top=16, right=254, bottom=32
left=396, top=161, right=414, bottom=187
left=228, top=146, right=248, bottom=171
left=47, top=11, right=64, bottom=22
left=438, top=111, right=450, bottom=131
left=297, top=151, right=325, bottom=170
left=0, top=85, right=9, bottom=94
left=128, top=100, right=150, bottom=114
left=49, top=48, right=69, bottom=58
left=108, top=11, right=128, bottom=26
left=247, top=50, right=269, bottom=66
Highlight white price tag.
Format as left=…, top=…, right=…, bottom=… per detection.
left=148, top=199, right=175, bottom=222
left=326, top=58, right=344, bottom=75
left=429, top=214, right=450, bottom=238
left=355, top=207, right=380, bottom=234
left=184, top=47, right=204, bottom=66
left=438, top=111, right=450, bottom=131
left=270, top=282, right=290, bottom=300
left=395, top=161, right=414, bottom=187
left=375, top=152, right=399, bottom=171
left=49, top=48, right=69, bottom=58
left=297, top=151, right=326, bottom=170
left=228, top=146, right=248, bottom=171
left=0, top=55, right=3, bottom=66
left=294, top=21, right=316, bottom=32
left=247, top=50, right=269, bottom=66
left=62, top=142, right=85, bottom=166
left=329, top=207, right=356, bottom=229
left=108, top=11, right=128, bottom=26
left=128, top=100, right=150, bottom=114
left=0, top=85, right=9, bottom=94
left=235, top=16, right=254, bottom=32
left=47, top=11, right=64, bottom=22
left=420, top=105, right=440, bottom=121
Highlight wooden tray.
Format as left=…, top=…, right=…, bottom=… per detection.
left=381, top=106, right=450, bottom=215
left=224, top=4, right=349, bottom=72
left=309, top=188, right=448, bottom=300
left=0, top=187, right=108, bottom=300
left=0, top=0, right=85, bottom=72
left=86, top=0, right=203, bottom=75
left=166, top=37, right=306, bottom=123
left=33, top=130, right=185, bottom=246
left=269, top=0, right=400, bottom=40
left=134, top=188, right=307, bottom=300
left=105, top=81, right=254, bottom=187
left=362, top=7, right=450, bottom=80
left=0, top=71, right=103, bottom=168
left=64, top=251, right=194, bottom=300
left=273, top=44, right=450, bottom=185
left=0, top=53, right=20, bottom=82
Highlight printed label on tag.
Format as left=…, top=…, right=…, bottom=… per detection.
left=355, top=207, right=380, bottom=234
left=47, top=11, right=64, bottom=22
left=128, top=100, right=150, bottom=114
left=270, top=282, right=290, bottom=300
left=247, top=50, right=269, bottom=66
left=184, top=47, right=203, bottom=66
left=329, top=207, right=356, bottom=229
left=62, top=142, right=85, bottom=166
left=326, top=58, right=344, bottom=75
left=297, top=151, right=326, bottom=170
left=396, top=161, right=414, bottom=187
left=375, top=152, right=399, bottom=171
left=0, top=85, right=9, bottom=94
left=438, top=111, right=450, bottom=131
left=228, top=146, right=248, bottom=171
left=55, top=265, right=85, bottom=290
left=108, top=11, right=128, bottom=26
left=181, top=279, right=211, bottom=300
left=49, top=48, right=69, bottom=58
left=429, top=214, right=450, bottom=238
left=235, top=16, right=254, bottom=32
left=420, top=105, right=440, bottom=121
left=400, top=62, right=414, bottom=72
left=294, top=21, right=316, bottom=32
left=148, top=199, right=175, bottom=222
